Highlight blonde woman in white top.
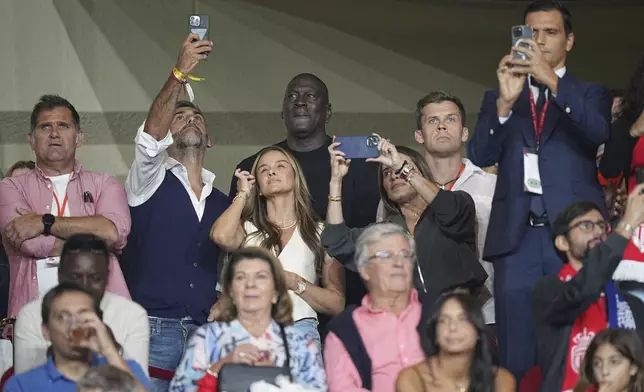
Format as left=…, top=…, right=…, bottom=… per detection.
left=211, top=146, right=345, bottom=343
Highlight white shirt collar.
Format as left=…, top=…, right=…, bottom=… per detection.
left=164, top=157, right=216, bottom=185
left=461, top=157, right=485, bottom=177
left=529, top=66, right=566, bottom=87
left=555, top=66, right=567, bottom=77
left=453, top=158, right=489, bottom=189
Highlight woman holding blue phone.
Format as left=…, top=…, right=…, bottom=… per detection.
left=323, top=134, right=488, bottom=308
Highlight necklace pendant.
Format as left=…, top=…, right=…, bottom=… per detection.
left=439, top=184, right=445, bottom=190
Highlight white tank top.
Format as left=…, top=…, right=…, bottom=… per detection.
left=243, top=221, right=320, bottom=322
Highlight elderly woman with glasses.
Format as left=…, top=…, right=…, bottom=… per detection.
left=170, top=247, right=326, bottom=392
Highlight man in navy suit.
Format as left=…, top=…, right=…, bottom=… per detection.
left=467, top=0, right=611, bottom=382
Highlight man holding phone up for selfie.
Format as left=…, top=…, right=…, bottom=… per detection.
left=467, top=0, right=611, bottom=382
left=122, top=31, right=230, bottom=392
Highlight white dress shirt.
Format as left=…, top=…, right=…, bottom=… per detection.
left=125, top=123, right=216, bottom=221
left=13, top=292, right=149, bottom=374
left=453, top=159, right=497, bottom=324
left=498, top=67, right=567, bottom=124
left=376, top=158, right=497, bottom=324
left=243, top=222, right=320, bottom=322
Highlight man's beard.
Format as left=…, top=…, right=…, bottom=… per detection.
left=175, top=127, right=206, bottom=149
left=570, top=246, right=590, bottom=261
left=571, top=238, right=602, bottom=261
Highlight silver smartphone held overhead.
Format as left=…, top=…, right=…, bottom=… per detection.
left=511, top=25, right=534, bottom=61
left=189, top=14, right=209, bottom=40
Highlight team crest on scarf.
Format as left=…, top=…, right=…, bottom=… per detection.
left=570, top=328, right=595, bottom=374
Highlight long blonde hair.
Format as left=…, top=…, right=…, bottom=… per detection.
left=242, top=146, right=324, bottom=274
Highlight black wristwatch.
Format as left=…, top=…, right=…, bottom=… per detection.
left=42, top=214, right=55, bottom=236
left=395, top=160, right=408, bottom=175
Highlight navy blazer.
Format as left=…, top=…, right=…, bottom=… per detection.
left=467, top=73, right=611, bottom=259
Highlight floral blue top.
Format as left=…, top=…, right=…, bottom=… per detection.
left=169, top=319, right=327, bottom=391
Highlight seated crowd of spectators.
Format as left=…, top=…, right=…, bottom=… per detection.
left=2, top=1, right=644, bottom=391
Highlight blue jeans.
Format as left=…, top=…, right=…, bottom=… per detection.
left=293, top=318, right=320, bottom=346
left=148, top=316, right=199, bottom=392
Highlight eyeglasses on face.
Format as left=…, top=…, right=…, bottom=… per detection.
left=567, top=219, right=609, bottom=234
left=367, top=249, right=415, bottom=263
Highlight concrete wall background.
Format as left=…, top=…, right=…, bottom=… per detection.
left=1, top=0, right=643, bottom=192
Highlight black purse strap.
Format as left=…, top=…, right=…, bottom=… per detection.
left=278, top=324, right=292, bottom=379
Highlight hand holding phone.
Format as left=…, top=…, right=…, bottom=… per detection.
left=334, top=136, right=380, bottom=159
left=496, top=27, right=532, bottom=113
left=175, top=21, right=213, bottom=77
left=511, top=25, right=534, bottom=61
left=188, top=14, right=211, bottom=57
left=189, top=14, right=209, bottom=41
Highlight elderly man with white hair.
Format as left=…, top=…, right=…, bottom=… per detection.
left=323, top=223, right=425, bottom=392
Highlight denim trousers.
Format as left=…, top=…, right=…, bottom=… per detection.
left=148, top=316, right=199, bottom=392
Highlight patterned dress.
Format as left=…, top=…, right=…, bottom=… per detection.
left=169, top=319, right=327, bottom=391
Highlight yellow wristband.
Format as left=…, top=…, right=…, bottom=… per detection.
left=172, top=67, right=187, bottom=83
left=172, top=67, right=205, bottom=83
left=328, top=195, right=341, bottom=202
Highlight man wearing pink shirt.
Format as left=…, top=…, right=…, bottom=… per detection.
left=0, top=95, right=130, bottom=317
left=324, top=223, right=425, bottom=392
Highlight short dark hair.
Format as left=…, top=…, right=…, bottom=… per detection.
left=60, top=234, right=109, bottom=271
left=30, top=94, right=81, bottom=131
left=6, top=160, right=35, bottom=177
left=415, top=91, right=467, bottom=129
left=175, top=100, right=202, bottom=114
left=552, top=201, right=603, bottom=238
left=77, top=364, right=138, bottom=392
left=610, top=88, right=625, bottom=100
left=41, top=282, right=101, bottom=325
left=524, top=0, right=573, bottom=36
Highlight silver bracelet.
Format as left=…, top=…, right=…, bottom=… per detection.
left=617, top=221, right=635, bottom=236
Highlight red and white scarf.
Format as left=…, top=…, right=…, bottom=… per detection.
left=559, top=264, right=608, bottom=392
left=616, top=136, right=644, bottom=283
left=617, top=224, right=644, bottom=283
